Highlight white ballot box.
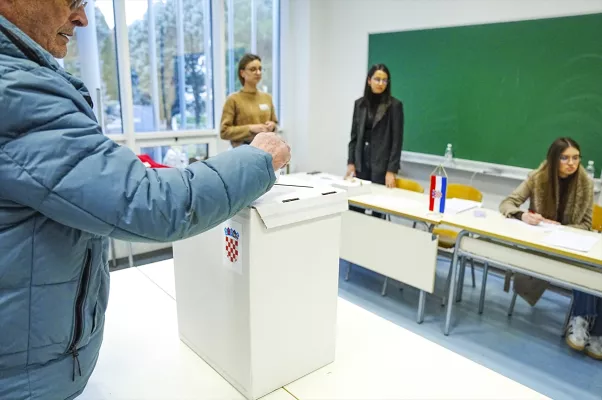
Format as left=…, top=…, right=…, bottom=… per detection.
left=172, top=184, right=348, bottom=400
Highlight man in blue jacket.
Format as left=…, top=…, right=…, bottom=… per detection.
left=0, top=1, right=291, bottom=399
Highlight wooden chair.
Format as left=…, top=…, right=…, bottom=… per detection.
left=593, top=204, right=602, bottom=232
left=434, top=184, right=483, bottom=304
left=395, top=178, right=425, bottom=193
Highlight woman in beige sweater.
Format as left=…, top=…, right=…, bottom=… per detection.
left=220, top=53, right=278, bottom=148
left=500, top=137, right=601, bottom=360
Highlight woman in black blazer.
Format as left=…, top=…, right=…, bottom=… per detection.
left=346, top=64, right=404, bottom=188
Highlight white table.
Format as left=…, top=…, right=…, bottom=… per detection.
left=442, top=209, right=602, bottom=335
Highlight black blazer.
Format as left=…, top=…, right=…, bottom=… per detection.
left=347, top=96, right=404, bottom=180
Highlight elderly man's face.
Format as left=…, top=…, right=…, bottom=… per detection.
left=2, top=0, right=88, bottom=58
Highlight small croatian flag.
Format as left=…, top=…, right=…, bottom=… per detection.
left=429, top=175, right=447, bottom=213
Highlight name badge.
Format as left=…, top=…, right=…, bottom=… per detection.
left=259, top=104, right=270, bottom=111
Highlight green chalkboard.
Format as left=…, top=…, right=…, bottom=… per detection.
left=368, top=13, right=602, bottom=171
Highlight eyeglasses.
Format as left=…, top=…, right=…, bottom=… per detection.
left=245, top=66, right=262, bottom=73
left=69, top=0, right=88, bottom=10
left=559, top=155, right=581, bottom=164
left=371, top=78, right=389, bottom=85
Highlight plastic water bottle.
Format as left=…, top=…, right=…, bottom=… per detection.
left=586, top=160, right=595, bottom=180
left=444, top=143, right=454, bottom=166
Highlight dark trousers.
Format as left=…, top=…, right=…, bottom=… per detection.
left=350, top=143, right=386, bottom=219
left=573, top=290, right=602, bottom=335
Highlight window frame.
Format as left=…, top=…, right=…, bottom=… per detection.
left=77, top=0, right=282, bottom=157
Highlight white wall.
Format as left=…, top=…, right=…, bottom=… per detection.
left=282, top=0, right=602, bottom=205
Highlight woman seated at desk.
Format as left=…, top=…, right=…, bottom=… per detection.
left=500, top=137, right=601, bottom=360
left=220, top=53, right=278, bottom=148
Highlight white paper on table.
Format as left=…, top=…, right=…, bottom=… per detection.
left=444, top=198, right=482, bottom=215
left=506, top=219, right=561, bottom=233
left=542, top=230, right=600, bottom=252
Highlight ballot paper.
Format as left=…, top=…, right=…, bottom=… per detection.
left=444, top=198, right=482, bottom=215
left=507, top=219, right=561, bottom=233
left=542, top=230, right=600, bottom=252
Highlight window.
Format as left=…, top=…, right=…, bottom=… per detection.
left=64, top=1, right=123, bottom=134
left=225, top=0, right=280, bottom=114
left=140, top=144, right=209, bottom=168
left=60, top=0, right=280, bottom=148
left=126, top=0, right=213, bottom=132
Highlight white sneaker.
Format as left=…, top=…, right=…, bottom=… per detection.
left=585, top=336, right=602, bottom=360
left=566, top=316, right=590, bottom=352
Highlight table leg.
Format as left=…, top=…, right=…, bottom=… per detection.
left=417, top=290, right=426, bottom=324
left=445, top=231, right=468, bottom=335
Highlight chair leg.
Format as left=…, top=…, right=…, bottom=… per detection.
left=381, top=277, right=388, bottom=296
left=508, top=291, right=518, bottom=317
left=478, top=262, right=489, bottom=314
left=561, top=294, right=575, bottom=338
left=345, top=262, right=352, bottom=281
left=456, top=256, right=466, bottom=303
left=470, top=258, right=476, bottom=288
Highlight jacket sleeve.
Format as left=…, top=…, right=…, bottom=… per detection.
left=387, top=100, right=404, bottom=173
left=499, top=177, right=532, bottom=218
left=347, top=101, right=359, bottom=165
left=220, top=96, right=252, bottom=142
left=0, top=67, right=276, bottom=243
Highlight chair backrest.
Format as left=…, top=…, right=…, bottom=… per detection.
left=395, top=178, right=425, bottom=193
left=593, top=204, right=602, bottom=232
left=446, top=183, right=483, bottom=202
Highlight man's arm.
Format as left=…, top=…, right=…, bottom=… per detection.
left=0, top=67, right=276, bottom=242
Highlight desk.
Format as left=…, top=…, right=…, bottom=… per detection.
left=442, top=209, right=602, bottom=335
left=343, top=185, right=442, bottom=324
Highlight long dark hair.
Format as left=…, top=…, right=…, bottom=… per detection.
left=363, top=64, right=391, bottom=105
left=238, top=53, right=261, bottom=86
left=543, top=137, right=581, bottom=218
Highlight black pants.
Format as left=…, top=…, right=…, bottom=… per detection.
left=350, top=143, right=386, bottom=219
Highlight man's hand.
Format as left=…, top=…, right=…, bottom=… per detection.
left=250, top=124, right=268, bottom=134
left=251, top=132, right=291, bottom=172
left=265, top=121, right=277, bottom=132
left=521, top=212, right=544, bottom=226
left=385, top=172, right=396, bottom=188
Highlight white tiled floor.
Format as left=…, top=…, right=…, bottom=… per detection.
left=80, top=261, right=546, bottom=399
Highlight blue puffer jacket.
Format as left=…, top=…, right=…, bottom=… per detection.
left=0, top=16, right=276, bottom=400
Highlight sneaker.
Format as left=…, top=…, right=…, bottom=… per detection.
left=585, top=336, right=602, bottom=360
left=566, top=316, right=590, bottom=352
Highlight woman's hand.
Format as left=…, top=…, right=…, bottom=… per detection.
left=250, top=124, right=268, bottom=134
left=346, top=164, right=356, bottom=178
left=521, top=212, right=544, bottom=226
left=385, top=172, right=396, bottom=188
left=265, top=121, right=277, bottom=132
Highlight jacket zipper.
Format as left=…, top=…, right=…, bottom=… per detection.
left=68, top=249, right=92, bottom=381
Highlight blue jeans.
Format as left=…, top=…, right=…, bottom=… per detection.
left=573, top=290, right=602, bottom=336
